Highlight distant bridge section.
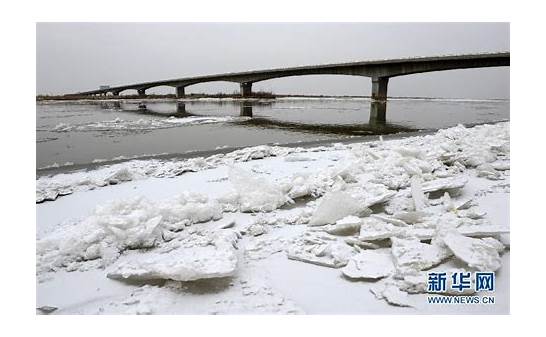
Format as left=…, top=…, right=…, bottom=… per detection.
left=75, top=52, right=509, bottom=102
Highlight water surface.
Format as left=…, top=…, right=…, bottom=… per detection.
left=36, top=97, right=509, bottom=169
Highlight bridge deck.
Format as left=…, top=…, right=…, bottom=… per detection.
left=75, top=52, right=509, bottom=96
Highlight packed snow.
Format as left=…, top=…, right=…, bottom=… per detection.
left=36, top=122, right=510, bottom=314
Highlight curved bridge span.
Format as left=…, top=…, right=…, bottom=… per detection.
left=75, top=52, right=509, bottom=101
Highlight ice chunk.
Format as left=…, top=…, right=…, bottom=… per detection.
left=359, top=217, right=403, bottom=241
left=309, top=191, right=367, bottom=226
left=440, top=230, right=502, bottom=271
left=284, top=153, right=316, bottom=162
left=216, top=219, right=236, bottom=230
left=410, top=176, right=427, bottom=211
left=36, top=193, right=223, bottom=273
left=342, top=249, right=395, bottom=279
left=370, top=283, right=413, bottom=307
left=422, top=176, right=468, bottom=193
left=393, top=211, right=428, bottom=224
left=227, top=167, right=288, bottom=212
left=390, top=237, right=452, bottom=276
left=107, top=167, right=134, bottom=185
left=481, top=237, right=506, bottom=253
left=454, top=198, right=475, bottom=210
left=457, top=225, right=510, bottom=237
left=287, top=233, right=355, bottom=268
left=397, top=225, right=509, bottom=241
left=325, top=216, right=362, bottom=236
left=245, top=223, right=267, bottom=237
left=491, top=160, right=510, bottom=171
left=107, top=230, right=238, bottom=282
left=370, top=214, right=408, bottom=227
left=395, top=146, right=424, bottom=159
left=283, top=174, right=315, bottom=199
left=363, top=191, right=396, bottom=208
left=457, top=208, right=487, bottom=219
left=394, top=274, right=428, bottom=294
left=344, top=238, right=381, bottom=250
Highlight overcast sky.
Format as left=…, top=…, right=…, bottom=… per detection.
left=36, top=22, right=509, bottom=98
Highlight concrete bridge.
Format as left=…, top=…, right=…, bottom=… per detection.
left=75, top=52, right=509, bottom=102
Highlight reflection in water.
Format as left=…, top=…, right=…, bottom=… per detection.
left=369, top=101, right=387, bottom=125
left=95, top=99, right=412, bottom=136
left=98, top=100, right=194, bottom=118
left=240, top=117, right=412, bottom=136
left=240, top=103, right=253, bottom=117
left=235, top=100, right=410, bottom=136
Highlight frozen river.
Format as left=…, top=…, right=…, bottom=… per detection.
left=36, top=97, right=509, bottom=169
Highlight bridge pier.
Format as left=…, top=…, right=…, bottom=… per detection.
left=176, top=86, right=186, bottom=98
left=371, top=77, right=389, bottom=101
left=240, top=82, right=252, bottom=97
left=137, top=89, right=146, bottom=97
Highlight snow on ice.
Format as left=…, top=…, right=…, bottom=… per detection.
left=107, top=230, right=239, bottom=282
left=37, top=122, right=510, bottom=313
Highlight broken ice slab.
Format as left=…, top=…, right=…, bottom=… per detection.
left=244, top=223, right=267, bottom=237
left=325, top=216, right=362, bottom=236
left=341, top=249, right=395, bottom=279
left=394, top=146, right=425, bottom=159
left=216, top=219, right=236, bottom=230
left=359, top=217, right=403, bottom=241
left=36, top=190, right=59, bottom=203
left=453, top=198, right=475, bottom=211
left=401, top=225, right=509, bottom=241
left=358, top=218, right=508, bottom=242
left=391, top=238, right=452, bottom=276
left=392, top=210, right=429, bottom=224
left=227, top=166, right=288, bottom=212
left=422, top=176, right=468, bottom=194
left=457, top=208, right=487, bottom=219
left=370, top=214, right=408, bottom=227
left=491, top=160, right=510, bottom=171
left=476, top=163, right=505, bottom=180
left=107, top=231, right=238, bottom=282
left=457, top=225, right=509, bottom=238
left=370, top=283, right=414, bottom=308
left=308, top=191, right=368, bottom=226
left=344, top=237, right=381, bottom=249
left=410, top=176, right=427, bottom=211
left=440, top=230, right=502, bottom=271
left=481, top=237, right=506, bottom=253
left=363, top=191, right=396, bottom=208
left=286, top=234, right=355, bottom=268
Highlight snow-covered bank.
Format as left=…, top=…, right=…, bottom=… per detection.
left=36, top=122, right=510, bottom=314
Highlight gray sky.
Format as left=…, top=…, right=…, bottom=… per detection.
left=36, top=22, right=509, bottom=98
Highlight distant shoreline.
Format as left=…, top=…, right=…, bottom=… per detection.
left=36, top=93, right=509, bottom=102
